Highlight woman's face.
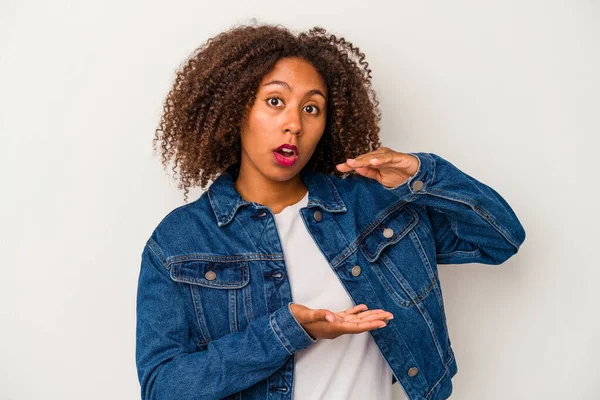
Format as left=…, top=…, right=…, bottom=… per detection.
left=239, top=56, right=328, bottom=182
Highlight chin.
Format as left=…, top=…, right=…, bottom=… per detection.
left=267, top=162, right=305, bottom=181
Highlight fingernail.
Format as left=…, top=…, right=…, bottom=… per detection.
left=386, top=316, right=394, bottom=320
left=326, top=315, right=335, bottom=322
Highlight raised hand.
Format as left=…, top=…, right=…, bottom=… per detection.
left=290, top=303, right=394, bottom=340
left=335, top=147, right=419, bottom=189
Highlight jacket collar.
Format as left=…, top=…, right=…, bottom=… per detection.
left=207, top=164, right=347, bottom=227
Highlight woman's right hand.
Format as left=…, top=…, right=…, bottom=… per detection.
left=290, top=303, right=394, bottom=340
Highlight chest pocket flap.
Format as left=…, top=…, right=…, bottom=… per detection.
left=169, top=259, right=250, bottom=289
left=359, top=205, right=419, bottom=263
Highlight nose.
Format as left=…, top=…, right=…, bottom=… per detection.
left=283, top=108, right=302, bottom=136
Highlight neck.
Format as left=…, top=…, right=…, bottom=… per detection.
left=233, top=163, right=308, bottom=215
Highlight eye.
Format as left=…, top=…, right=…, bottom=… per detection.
left=304, top=105, right=320, bottom=115
left=267, top=97, right=283, bottom=107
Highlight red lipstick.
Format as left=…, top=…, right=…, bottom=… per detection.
left=273, top=144, right=299, bottom=167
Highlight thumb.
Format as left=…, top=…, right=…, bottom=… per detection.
left=315, top=309, right=335, bottom=323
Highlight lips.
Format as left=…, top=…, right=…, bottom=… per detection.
left=274, top=144, right=299, bottom=156
left=273, top=144, right=299, bottom=167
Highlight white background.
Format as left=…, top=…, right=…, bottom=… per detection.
left=1, top=1, right=598, bottom=399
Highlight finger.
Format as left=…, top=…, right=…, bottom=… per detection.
left=367, top=151, right=410, bottom=169
left=337, top=304, right=367, bottom=316
left=347, top=147, right=387, bottom=162
left=339, top=319, right=389, bottom=334
left=335, top=148, right=389, bottom=171
left=335, top=162, right=356, bottom=172
left=351, top=309, right=386, bottom=317
left=346, top=312, right=394, bottom=324
left=351, top=147, right=389, bottom=162
left=314, top=308, right=336, bottom=323
left=343, top=310, right=392, bottom=322
left=351, top=166, right=380, bottom=180
left=335, top=161, right=366, bottom=175
left=337, top=304, right=368, bottom=318
left=340, top=309, right=387, bottom=322
left=348, top=150, right=397, bottom=168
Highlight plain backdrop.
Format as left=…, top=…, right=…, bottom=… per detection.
left=1, top=1, right=598, bottom=399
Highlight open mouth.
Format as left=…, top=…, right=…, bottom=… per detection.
left=273, top=149, right=298, bottom=166
left=275, top=148, right=296, bottom=158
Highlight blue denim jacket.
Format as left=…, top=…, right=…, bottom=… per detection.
left=136, top=152, right=526, bottom=400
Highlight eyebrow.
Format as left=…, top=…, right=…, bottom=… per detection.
left=262, top=80, right=327, bottom=101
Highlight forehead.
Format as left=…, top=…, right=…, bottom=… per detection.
left=259, top=57, right=326, bottom=93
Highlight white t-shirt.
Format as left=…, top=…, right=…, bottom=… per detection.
left=273, top=190, right=405, bottom=400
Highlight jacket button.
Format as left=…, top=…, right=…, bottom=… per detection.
left=313, top=210, right=323, bottom=222
left=383, top=228, right=394, bottom=238
left=407, top=367, right=419, bottom=377
left=269, top=385, right=288, bottom=392
left=351, top=265, right=362, bottom=276
left=205, top=270, right=217, bottom=281
left=412, top=180, right=424, bottom=191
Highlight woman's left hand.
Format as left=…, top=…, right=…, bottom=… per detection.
left=335, top=147, right=419, bottom=189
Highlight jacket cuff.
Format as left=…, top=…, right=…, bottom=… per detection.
left=269, top=302, right=317, bottom=355
left=382, top=152, right=435, bottom=194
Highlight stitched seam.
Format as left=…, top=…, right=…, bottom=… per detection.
left=437, top=249, right=481, bottom=258
left=365, top=207, right=420, bottom=261
left=324, top=175, right=347, bottom=211
left=357, top=204, right=418, bottom=262
left=425, top=350, right=456, bottom=399
left=409, top=230, right=444, bottom=309
left=380, top=252, right=437, bottom=308
left=369, top=261, right=412, bottom=308
left=207, top=187, right=223, bottom=221
left=189, top=285, right=212, bottom=345
left=166, top=253, right=284, bottom=266
left=269, top=314, right=293, bottom=355
left=411, top=228, right=449, bottom=330
left=244, top=284, right=254, bottom=322
left=426, top=187, right=520, bottom=251
left=146, top=240, right=169, bottom=270
left=230, top=289, right=238, bottom=333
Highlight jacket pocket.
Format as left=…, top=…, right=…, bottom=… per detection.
left=169, top=259, right=252, bottom=344
left=359, top=204, right=438, bottom=308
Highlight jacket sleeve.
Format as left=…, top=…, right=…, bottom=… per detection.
left=383, top=152, right=526, bottom=265
left=135, top=241, right=317, bottom=400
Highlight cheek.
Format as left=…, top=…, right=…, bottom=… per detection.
left=303, top=133, right=325, bottom=158
left=241, top=112, right=275, bottom=155
left=308, top=113, right=326, bottom=130
left=247, top=109, right=273, bottom=133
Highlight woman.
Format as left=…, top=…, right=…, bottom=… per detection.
left=136, top=24, right=526, bottom=400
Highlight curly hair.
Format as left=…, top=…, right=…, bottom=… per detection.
left=153, top=23, right=383, bottom=202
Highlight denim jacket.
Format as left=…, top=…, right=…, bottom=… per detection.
left=136, top=152, right=526, bottom=400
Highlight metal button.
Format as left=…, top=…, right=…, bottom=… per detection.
left=407, top=367, right=419, bottom=377
left=205, top=270, right=217, bottom=281
left=351, top=265, right=362, bottom=277
left=313, top=210, right=323, bottom=222
left=257, top=211, right=267, bottom=217
left=412, top=180, right=424, bottom=192
left=272, top=272, right=283, bottom=278
left=383, top=228, right=394, bottom=238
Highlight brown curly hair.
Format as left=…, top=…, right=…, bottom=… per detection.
left=153, top=23, right=383, bottom=202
